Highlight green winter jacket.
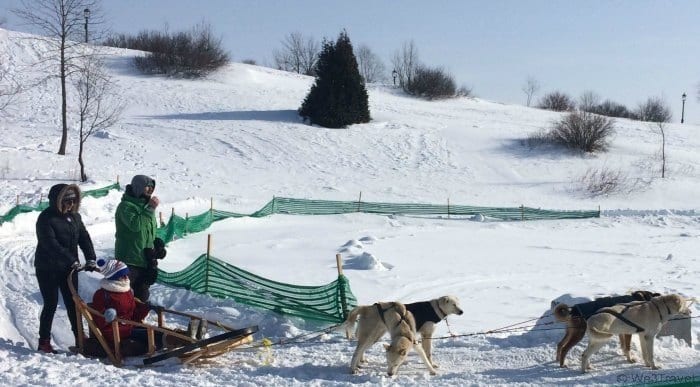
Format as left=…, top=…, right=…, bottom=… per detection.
left=114, top=193, right=157, bottom=268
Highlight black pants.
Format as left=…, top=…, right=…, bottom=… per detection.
left=127, top=265, right=151, bottom=302
left=36, top=268, right=78, bottom=341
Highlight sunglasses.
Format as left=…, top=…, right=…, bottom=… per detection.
left=62, top=198, right=76, bottom=205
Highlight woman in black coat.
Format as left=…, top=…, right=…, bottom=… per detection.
left=35, top=183, right=97, bottom=353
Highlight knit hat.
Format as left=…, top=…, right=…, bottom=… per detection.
left=96, top=258, right=130, bottom=280
left=63, top=190, right=77, bottom=200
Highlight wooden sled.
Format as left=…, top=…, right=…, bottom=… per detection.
left=68, top=269, right=258, bottom=367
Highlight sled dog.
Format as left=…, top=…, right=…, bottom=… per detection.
left=343, top=301, right=437, bottom=376
left=404, top=295, right=463, bottom=367
left=581, top=293, right=690, bottom=372
left=553, top=290, right=659, bottom=367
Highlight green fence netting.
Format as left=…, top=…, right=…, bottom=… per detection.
left=157, top=254, right=357, bottom=323
left=0, top=182, right=120, bottom=225
left=155, top=197, right=600, bottom=244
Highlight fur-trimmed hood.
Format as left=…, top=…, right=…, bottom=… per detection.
left=48, top=183, right=81, bottom=214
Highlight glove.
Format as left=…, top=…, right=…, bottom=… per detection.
left=70, top=261, right=82, bottom=271
left=104, top=308, right=117, bottom=323
left=154, top=238, right=167, bottom=259
left=84, top=260, right=97, bottom=272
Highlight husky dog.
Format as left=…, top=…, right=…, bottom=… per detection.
left=344, top=301, right=437, bottom=376
left=581, top=294, right=690, bottom=372
left=404, top=295, right=463, bottom=367
left=553, top=290, right=658, bottom=367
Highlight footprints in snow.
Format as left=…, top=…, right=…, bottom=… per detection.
left=337, top=236, right=393, bottom=271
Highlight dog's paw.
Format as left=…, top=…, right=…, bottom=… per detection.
left=651, top=364, right=661, bottom=370
left=431, top=362, right=440, bottom=369
left=429, top=369, right=437, bottom=376
left=627, top=357, right=637, bottom=364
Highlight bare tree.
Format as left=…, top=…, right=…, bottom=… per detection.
left=13, top=0, right=103, bottom=155
left=521, top=76, right=540, bottom=107
left=74, top=51, right=123, bottom=182
left=272, top=31, right=319, bottom=75
left=391, top=40, right=419, bottom=89
left=355, top=44, right=385, bottom=84
left=656, top=122, right=667, bottom=178
left=0, top=63, right=21, bottom=114
left=578, top=90, right=600, bottom=112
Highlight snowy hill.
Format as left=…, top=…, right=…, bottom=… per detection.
left=1, top=28, right=699, bottom=386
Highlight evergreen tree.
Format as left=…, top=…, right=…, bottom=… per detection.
left=299, top=31, right=370, bottom=128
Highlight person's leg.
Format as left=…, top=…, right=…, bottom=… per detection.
left=58, top=269, right=79, bottom=340
left=36, top=269, right=59, bottom=341
left=127, top=265, right=150, bottom=302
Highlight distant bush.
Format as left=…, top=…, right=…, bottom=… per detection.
left=405, top=65, right=456, bottom=99
left=578, top=167, right=626, bottom=196
left=538, top=91, right=576, bottom=112
left=635, top=96, right=672, bottom=123
left=456, top=84, right=474, bottom=98
left=585, top=100, right=635, bottom=119
left=242, top=59, right=257, bottom=65
left=549, top=111, right=615, bottom=152
left=104, top=23, right=229, bottom=77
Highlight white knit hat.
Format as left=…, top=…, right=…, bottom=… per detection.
left=96, top=258, right=130, bottom=280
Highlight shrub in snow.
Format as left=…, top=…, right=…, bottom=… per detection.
left=585, top=99, right=634, bottom=120
left=106, top=23, right=229, bottom=78
left=538, top=91, right=576, bottom=112
left=299, top=31, right=370, bottom=128
left=405, top=65, right=456, bottom=99
left=635, top=96, right=672, bottom=123
left=549, top=111, right=614, bottom=152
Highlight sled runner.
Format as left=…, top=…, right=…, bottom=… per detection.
left=68, top=269, right=258, bottom=367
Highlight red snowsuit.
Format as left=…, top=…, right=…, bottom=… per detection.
left=91, top=287, right=150, bottom=346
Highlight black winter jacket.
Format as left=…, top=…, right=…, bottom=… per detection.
left=34, top=184, right=97, bottom=271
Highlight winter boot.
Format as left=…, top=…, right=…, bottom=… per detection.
left=38, top=338, right=57, bottom=354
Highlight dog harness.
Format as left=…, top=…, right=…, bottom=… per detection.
left=374, top=302, right=409, bottom=329
left=595, top=304, right=645, bottom=333
left=573, top=295, right=641, bottom=319
left=405, top=302, right=444, bottom=331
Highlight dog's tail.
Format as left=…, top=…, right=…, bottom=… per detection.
left=342, top=306, right=362, bottom=339
left=553, top=303, right=572, bottom=323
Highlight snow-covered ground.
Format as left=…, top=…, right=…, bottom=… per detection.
left=1, top=27, right=700, bottom=385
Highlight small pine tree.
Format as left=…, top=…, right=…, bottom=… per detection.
left=299, top=31, right=370, bottom=128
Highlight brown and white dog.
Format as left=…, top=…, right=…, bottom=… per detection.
left=343, top=295, right=463, bottom=375
left=343, top=301, right=436, bottom=376
left=581, top=293, right=690, bottom=372
left=553, top=290, right=659, bottom=367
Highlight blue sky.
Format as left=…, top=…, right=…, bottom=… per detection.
left=2, top=0, right=699, bottom=123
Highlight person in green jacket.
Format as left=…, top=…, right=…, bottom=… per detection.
left=114, top=175, right=160, bottom=301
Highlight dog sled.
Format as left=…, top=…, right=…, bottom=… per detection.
left=68, top=269, right=258, bottom=367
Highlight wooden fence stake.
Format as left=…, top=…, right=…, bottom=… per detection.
left=357, top=192, right=362, bottom=212
left=447, top=198, right=450, bottom=219
left=520, top=204, right=524, bottom=221
left=205, top=234, right=212, bottom=293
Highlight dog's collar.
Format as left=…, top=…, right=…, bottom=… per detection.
left=435, top=303, right=448, bottom=321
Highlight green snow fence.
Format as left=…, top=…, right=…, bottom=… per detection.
left=0, top=182, right=120, bottom=225
left=155, top=197, right=600, bottom=243
left=157, top=254, right=357, bottom=323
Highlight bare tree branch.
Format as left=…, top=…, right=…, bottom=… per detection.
left=273, top=31, right=319, bottom=75
left=356, top=44, right=385, bottom=83
left=521, top=76, right=540, bottom=107
left=391, top=40, right=419, bottom=89
left=73, top=49, right=123, bottom=182
left=12, top=0, right=105, bottom=155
